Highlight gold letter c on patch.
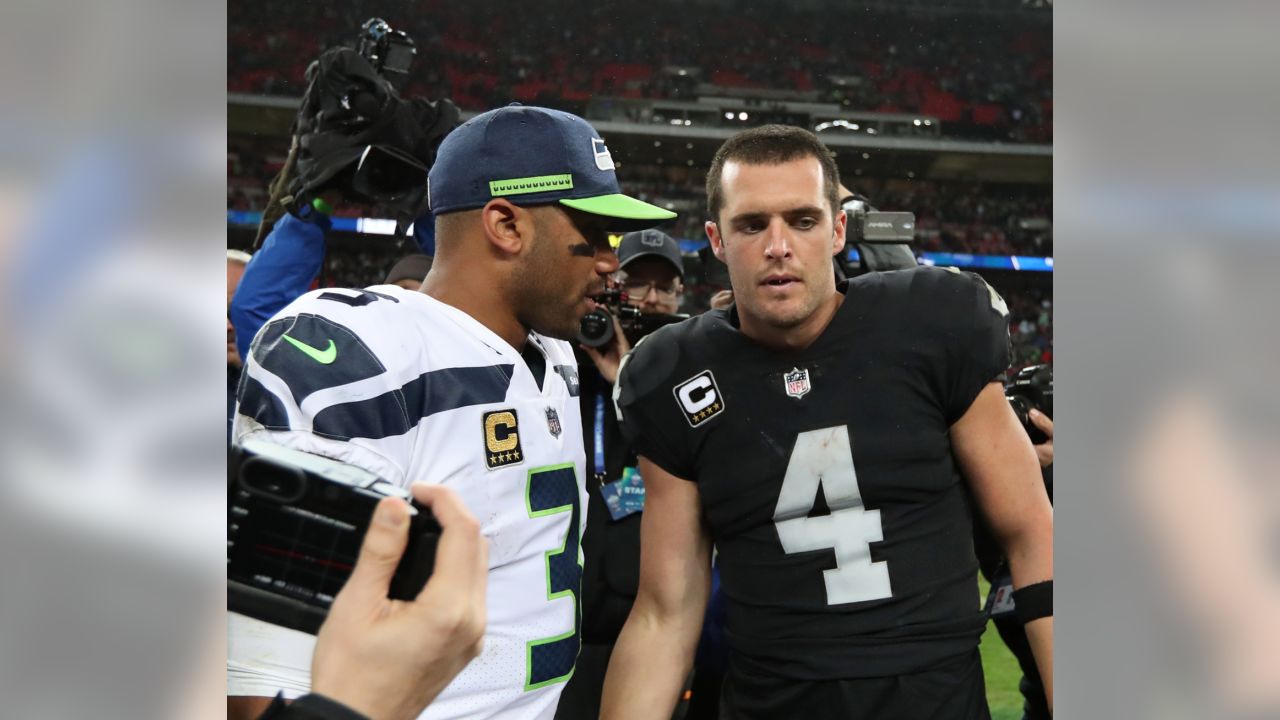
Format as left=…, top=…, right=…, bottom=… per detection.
left=485, top=411, right=519, bottom=452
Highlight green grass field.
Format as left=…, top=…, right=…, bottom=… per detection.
left=977, top=576, right=1025, bottom=720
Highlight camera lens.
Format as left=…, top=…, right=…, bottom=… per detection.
left=577, top=309, right=615, bottom=348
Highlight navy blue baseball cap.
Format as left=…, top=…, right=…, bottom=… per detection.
left=427, top=104, right=676, bottom=230
left=618, top=229, right=684, bottom=277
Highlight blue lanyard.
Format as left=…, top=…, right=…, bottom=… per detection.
left=594, top=392, right=607, bottom=475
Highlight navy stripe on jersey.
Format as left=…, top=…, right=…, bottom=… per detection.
left=312, top=364, right=516, bottom=441
left=318, top=290, right=399, bottom=307
left=252, top=314, right=386, bottom=406
left=238, top=374, right=290, bottom=430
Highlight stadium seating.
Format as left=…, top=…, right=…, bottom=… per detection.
left=228, top=0, right=1051, bottom=143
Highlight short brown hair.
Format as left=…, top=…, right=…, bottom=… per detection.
left=705, top=124, right=841, bottom=224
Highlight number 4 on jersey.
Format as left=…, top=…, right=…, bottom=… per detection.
left=773, top=425, right=892, bottom=605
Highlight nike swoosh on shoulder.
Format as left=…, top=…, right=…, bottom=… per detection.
left=282, top=334, right=337, bottom=364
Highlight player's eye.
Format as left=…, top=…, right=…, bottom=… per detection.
left=794, top=217, right=818, bottom=230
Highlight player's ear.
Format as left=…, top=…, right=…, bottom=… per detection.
left=480, top=198, right=528, bottom=256
left=706, top=220, right=726, bottom=262
left=830, top=208, right=848, bottom=257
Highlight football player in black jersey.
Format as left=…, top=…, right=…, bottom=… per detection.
left=600, top=125, right=1053, bottom=720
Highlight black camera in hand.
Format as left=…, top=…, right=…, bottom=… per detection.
left=227, top=440, right=441, bottom=634
left=1005, top=364, right=1053, bottom=444
left=577, top=287, right=687, bottom=348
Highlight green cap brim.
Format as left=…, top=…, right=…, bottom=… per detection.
left=559, top=194, right=677, bottom=231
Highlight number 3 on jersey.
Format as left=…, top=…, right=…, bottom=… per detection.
left=773, top=425, right=892, bottom=605
left=524, top=464, right=582, bottom=690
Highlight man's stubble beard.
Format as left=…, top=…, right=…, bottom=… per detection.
left=514, top=220, right=581, bottom=342
left=736, top=271, right=833, bottom=332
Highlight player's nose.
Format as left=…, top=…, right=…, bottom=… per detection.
left=763, top=218, right=792, bottom=260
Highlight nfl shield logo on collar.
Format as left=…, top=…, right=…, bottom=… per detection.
left=784, top=367, right=811, bottom=399
left=545, top=407, right=562, bottom=438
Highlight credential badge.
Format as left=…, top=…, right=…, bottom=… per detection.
left=784, top=367, right=811, bottom=399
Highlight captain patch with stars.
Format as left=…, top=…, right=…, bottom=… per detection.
left=484, top=408, right=524, bottom=469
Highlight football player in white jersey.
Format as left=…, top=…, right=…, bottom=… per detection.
left=229, top=104, right=675, bottom=720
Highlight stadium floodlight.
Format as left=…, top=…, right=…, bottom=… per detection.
left=738, top=112, right=748, bottom=120
left=725, top=112, right=733, bottom=119
left=816, top=119, right=863, bottom=134
left=913, top=119, right=922, bottom=126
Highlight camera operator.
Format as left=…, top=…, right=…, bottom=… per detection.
left=975, top=364, right=1054, bottom=720
left=229, top=17, right=457, bottom=366
left=558, top=230, right=685, bottom=720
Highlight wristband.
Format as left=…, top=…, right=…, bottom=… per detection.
left=311, top=196, right=334, bottom=216
left=1013, top=579, right=1052, bottom=624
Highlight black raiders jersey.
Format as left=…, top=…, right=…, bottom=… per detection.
left=614, top=266, right=1012, bottom=680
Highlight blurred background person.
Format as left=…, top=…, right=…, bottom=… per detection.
left=614, top=229, right=684, bottom=316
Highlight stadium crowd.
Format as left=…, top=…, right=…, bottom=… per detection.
left=230, top=138, right=1051, bottom=257
left=228, top=0, right=1051, bottom=143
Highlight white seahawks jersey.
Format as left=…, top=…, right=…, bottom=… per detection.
left=230, top=285, right=586, bottom=720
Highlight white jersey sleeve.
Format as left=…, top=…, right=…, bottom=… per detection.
left=230, top=285, right=588, bottom=720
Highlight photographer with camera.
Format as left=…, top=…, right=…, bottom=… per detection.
left=578, top=229, right=686, bottom=375
left=557, top=230, right=687, bottom=720
left=229, top=18, right=458, bottom=365
left=975, top=364, right=1054, bottom=720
